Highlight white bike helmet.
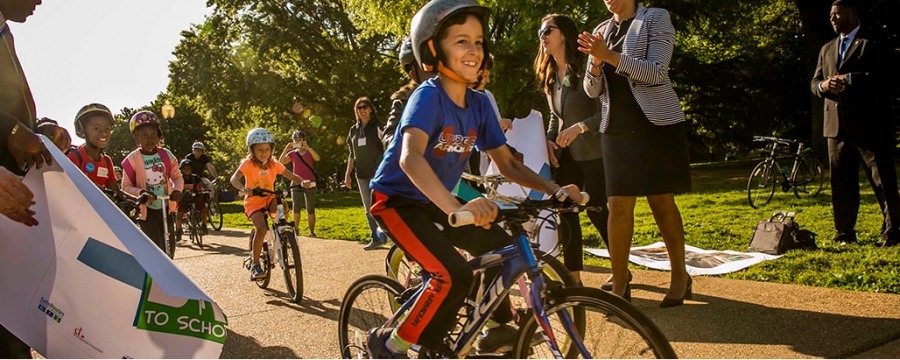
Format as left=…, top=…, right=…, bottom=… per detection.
left=192, top=141, right=205, bottom=149
left=246, top=128, right=275, bottom=150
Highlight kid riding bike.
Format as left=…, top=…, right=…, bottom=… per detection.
left=231, top=128, right=311, bottom=301
left=176, top=158, right=209, bottom=245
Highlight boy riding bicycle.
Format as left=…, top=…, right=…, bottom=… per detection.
left=230, top=128, right=310, bottom=281
left=366, top=0, right=582, bottom=357
left=175, top=159, right=209, bottom=241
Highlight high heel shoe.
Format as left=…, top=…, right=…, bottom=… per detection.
left=660, top=276, right=692, bottom=308
left=615, top=281, right=632, bottom=302
left=600, top=270, right=633, bottom=291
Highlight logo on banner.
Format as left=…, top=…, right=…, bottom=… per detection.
left=73, top=327, right=104, bottom=354
left=133, top=276, right=228, bottom=343
left=37, top=296, right=65, bottom=323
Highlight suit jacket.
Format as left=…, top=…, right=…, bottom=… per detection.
left=583, top=4, right=685, bottom=133
left=546, top=72, right=603, bottom=162
left=811, top=28, right=892, bottom=145
left=0, top=22, right=37, bottom=175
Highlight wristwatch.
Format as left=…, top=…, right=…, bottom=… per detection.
left=552, top=187, right=570, bottom=202
left=576, top=122, right=587, bottom=134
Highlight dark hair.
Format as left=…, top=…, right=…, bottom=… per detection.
left=473, top=54, right=495, bottom=89
left=435, top=11, right=486, bottom=68
left=832, top=0, right=859, bottom=9
left=354, top=96, right=376, bottom=122
left=533, top=14, right=585, bottom=94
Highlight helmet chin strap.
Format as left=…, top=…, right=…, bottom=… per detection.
left=437, top=61, right=477, bottom=85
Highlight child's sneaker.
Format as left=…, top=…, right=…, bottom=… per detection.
left=175, top=229, right=184, bottom=243
left=201, top=223, right=209, bottom=235
left=474, top=323, right=518, bottom=354
left=249, top=263, right=265, bottom=281
left=308, top=232, right=316, bottom=238
left=366, top=328, right=407, bottom=359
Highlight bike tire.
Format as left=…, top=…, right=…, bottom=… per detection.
left=338, top=275, right=405, bottom=359
left=514, top=287, right=677, bottom=359
left=208, top=200, right=224, bottom=231
left=747, top=160, right=776, bottom=208
left=193, top=211, right=204, bottom=248
left=794, top=157, right=824, bottom=198
left=281, top=231, right=304, bottom=303
left=165, top=213, right=176, bottom=260
left=248, top=229, right=271, bottom=288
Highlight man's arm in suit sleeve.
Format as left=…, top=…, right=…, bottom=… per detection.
left=810, top=47, right=838, bottom=101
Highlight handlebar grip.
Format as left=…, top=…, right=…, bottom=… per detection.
left=579, top=192, right=590, bottom=205
left=448, top=211, right=475, bottom=227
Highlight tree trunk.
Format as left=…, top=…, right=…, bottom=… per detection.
left=794, top=0, right=835, bottom=162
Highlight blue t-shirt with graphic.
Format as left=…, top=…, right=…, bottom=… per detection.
left=142, top=152, right=168, bottom=210
left=370, top=78, right=506, bottom=203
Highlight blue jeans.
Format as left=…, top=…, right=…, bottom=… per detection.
left=357, top=178, right=386, bottom=243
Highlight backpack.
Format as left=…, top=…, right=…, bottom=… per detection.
left=70, top=145, right=114, bottom=176
left=748, top=211, right=818, bottom=255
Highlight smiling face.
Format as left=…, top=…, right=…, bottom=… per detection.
left=439, top=14, right=484, bottom=84
left=84, top=115, right=113, bottom=150
left=540, top=19, right=565, bottom=56
left=132, top=125, right=159, bottom=151
left=251, top=143, right=272, bottom=163
left=355, top=103, right=371, bottom=122
left=0, top=0, right=42, bottom=23
left=181, top=165, right=193, bottom=176
left=830, top=5, right=859, bottom=35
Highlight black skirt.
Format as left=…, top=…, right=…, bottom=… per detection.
left=601, top=121, right=691, bottom=197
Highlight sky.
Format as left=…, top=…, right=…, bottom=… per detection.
left=8, top=1, right=213, bottom=144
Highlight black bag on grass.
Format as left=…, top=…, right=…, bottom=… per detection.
left=749, top=211, right=817, bottom=255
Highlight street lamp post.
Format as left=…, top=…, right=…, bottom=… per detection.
left=161, top=100, right=175, bottom=120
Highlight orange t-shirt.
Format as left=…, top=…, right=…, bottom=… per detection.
left=238, top=156, right=287, bottom=213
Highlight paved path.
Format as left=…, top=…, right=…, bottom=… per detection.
left=173, top=229, right=900, bottom=358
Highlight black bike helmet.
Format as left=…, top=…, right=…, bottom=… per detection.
left=399, top=36, right=416, bottom=72
left=74, top=103, right=114, bottom=139
left=179, top=159, right=193, bottom=169
left=410, top=0, right=491, bottom=84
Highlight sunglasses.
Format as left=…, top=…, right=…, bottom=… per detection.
left=356, top=105, right=370, bottom=110
left=538, top=25, right=559, bottom=38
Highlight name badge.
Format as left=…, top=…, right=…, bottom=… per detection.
left=357, top=137, right=367, bottom=147
left=97, top=167, right=109, bottom=178
left=259, top=170, right=268, bottom=176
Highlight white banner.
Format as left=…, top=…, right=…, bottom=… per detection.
left=0, top=136, right=226, bottom=358
left=585, top=242, right=781, bottom=276
left=485, top=110, right=559, bottom=256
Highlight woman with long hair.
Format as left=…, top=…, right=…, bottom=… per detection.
left=578, top=0, right=693, bottom=307
left=534, top=14, right=609, bottom=286
left=344, top=96, right=388, bottom=249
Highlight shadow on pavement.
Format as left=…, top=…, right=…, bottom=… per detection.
left=263, top=290, right=343, bottom=322
left=583, top=270, right=900, bottom=358
left=221, top=329, right=299, bottom=358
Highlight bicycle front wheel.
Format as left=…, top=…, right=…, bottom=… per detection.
left=192, top=211, right=204, bottom=248
left=281, top=231, right=304, bottom=303
left=747, top=160, right=776, bottom=208
left=208, top=200, right=223, bottom=231
left=794, top=158, right=824, bottom=198
left=338, top=275, right=405, bottom=359
left=515, top=287, right=676, bottom=359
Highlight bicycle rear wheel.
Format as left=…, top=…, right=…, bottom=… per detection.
left=747, top=160, right=776, bottom=208
left=338, top=275, right=406, bottom=359
left=208, top=200, right=223, bottom=231
left=793, top=158, right=824, bottom=198
left=515, top=287, right=676, bottom=359
left=281, top=231, right=304, bottom=303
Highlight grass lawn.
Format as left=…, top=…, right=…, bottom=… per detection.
left=220, top=161, right=900, bottom=294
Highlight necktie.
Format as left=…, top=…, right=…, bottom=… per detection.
left=838, top=37, right=848, bottom=62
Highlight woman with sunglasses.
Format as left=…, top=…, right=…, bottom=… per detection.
left=534, top=14, right=609, bottom=287
left=578, top=0, right=692, bottom=307
left=344, top=96, right=389, bottom=250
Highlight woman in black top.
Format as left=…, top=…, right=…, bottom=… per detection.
left=579, top=0, right=693, bottom=307
left=534, top=14, right=609, bottom=286
left=344, top=96, right=388, bottom=249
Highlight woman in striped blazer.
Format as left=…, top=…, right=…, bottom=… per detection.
left=578, top=0, right=692, bottom=307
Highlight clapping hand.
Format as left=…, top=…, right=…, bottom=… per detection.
left=0, top=167, right=38, bottom=226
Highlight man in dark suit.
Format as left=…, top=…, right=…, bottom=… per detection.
left=811, top=0, right=900, bottom=247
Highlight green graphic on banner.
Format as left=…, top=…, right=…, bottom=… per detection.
left=133, top=276, right=228, bottom=344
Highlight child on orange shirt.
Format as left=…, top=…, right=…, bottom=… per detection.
left=230, top=128, right=309, bottom=280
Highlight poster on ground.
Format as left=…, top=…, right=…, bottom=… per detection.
left=585, top=242, right=781, bottom=275
left=0, top=136, right=226, bottom=358
left=484, top=110, right=560, bottom=256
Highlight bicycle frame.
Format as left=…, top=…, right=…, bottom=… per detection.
left=757, top=138, right=806, bottom=189
left=383, top=227, right=584, bottom=357
left=252, top=188, right=298, bottom=271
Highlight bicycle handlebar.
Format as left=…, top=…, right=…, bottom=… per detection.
left=249, top=185, right=304, bottom=197
left=753, top=136, right=797, bottom=146
left=448, top=192, right=590, bottom=227
left=460, top=172, right=510, bottom=186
